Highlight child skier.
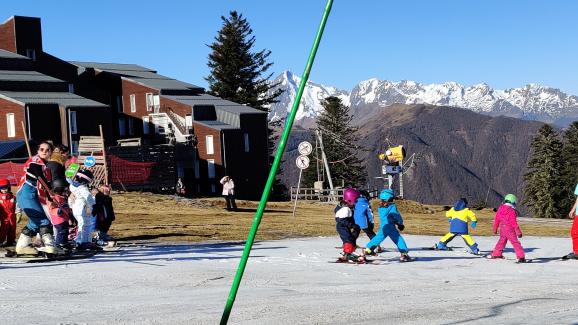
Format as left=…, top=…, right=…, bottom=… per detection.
left=335, top=188, right=364, bottom=263
left=68, top=169, right=97, bottom=250
left=563, top=183, right=578, bottom=260
left=93, top=184, right=116, bottom=243
left=353, top=190, right=376, bottom=240
left=48, top=178, right=73, bottom=254
left=488, top=194, right=527, bottom=263
left=435, top=198, right=479, bottom=254
left=364, top=189, right=412, bottom=262
left=0, top=178, right=19, bottom=247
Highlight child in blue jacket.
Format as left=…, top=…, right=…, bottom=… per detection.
left=353, top=190, right=376, bottom=240
left=364, top=189, right=412, bottom=262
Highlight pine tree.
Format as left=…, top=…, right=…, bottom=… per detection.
left=523, top=125, right=564, bottom=218
left=560, top=122, right=578, bottom=216
left=206, top=11, right=285, bottom=199
left=303, top=97, right=366, bottom=188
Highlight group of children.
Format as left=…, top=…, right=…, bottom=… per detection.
left=335, top=188, right=552, bottom=264
left=1, top=169, right=116, bottom=255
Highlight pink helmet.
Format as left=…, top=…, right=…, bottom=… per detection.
left=343, top=188, right=360, bottom=206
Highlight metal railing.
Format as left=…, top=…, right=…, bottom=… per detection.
left=289, top=187, right=379, bottom=202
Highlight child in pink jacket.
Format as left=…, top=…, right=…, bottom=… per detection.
left=488, top=194, right=527, bottom=263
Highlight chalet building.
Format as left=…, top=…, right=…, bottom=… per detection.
left=0, top=15, right=269, bottom=199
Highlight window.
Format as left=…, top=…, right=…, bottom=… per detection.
left=130, top=94, right=136, bottom=113
left=146, top=93, right=153, bottom=111
left=119, top=118, right=126, bottom=136
left=6, top=113, right=15, bottom=138
left=143, top=116, right=150, bottom=134
left=25, top=49, right=36, bottom=61
left=153, top=95, right=160, bottom=110
left=69, top=111, right=77, bottom=135
left=207, top=159, right=215, bottom=179
left=68, top=84, right=75, bottom=93
left=244, top=133, right=250, bottom=152
left=194, top=159, right=200, bottom=179
left=71, top=141, right=79, bottom=155
left=116, top=96, right=123, bottom=113
left=128, top=118, right=134, bottom=135
left=211, top=184, right=216, bottom=193
left=206, top=135, right=214, bottom=155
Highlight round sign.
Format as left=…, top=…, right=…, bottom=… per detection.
left=84, top=156, right=96, bottom=168
left=295, top=155, right=310, bottom=170
left=298, top=141, right=313, bottom=156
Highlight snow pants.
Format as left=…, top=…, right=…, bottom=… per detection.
left=16, top=183, right=51, bottom=233
left=571, top=217, right=578, bottom=254
left=361, top=223, right=376, bottom=240
left=439, top=232, right=478, bottom=251
left=366, top=224, right=408, bottom=253
left=0, top=213, right=16, bottom=244
left=336, top=217, right=360, bottom=251
left=75, top=214, right=95, bottom=244
left=491, top=226, right=525, bottom=259
left=54, top=222, right=69, bottom=247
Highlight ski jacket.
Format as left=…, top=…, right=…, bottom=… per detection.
left=68, top=183, right=95, bottom=220
left=446, top=207, right=477, bottom=234
left=493, top=203, right=522, bottom=237
left=46, top=151, right=67, bottom=184
left=49, top=194, right=73, bottom=225
left=353, top=197, right=374, bottom=229
left=17, top=155, right=51, bottom=204
left=220, top=177, right=234, bottom=196
left=377, top=203, right=403, bottom=226
left=335, top=205, right=353, bottom=219
left=0, top=192, right=16, bottom=220
left=92, top=192, right=116, bottom=222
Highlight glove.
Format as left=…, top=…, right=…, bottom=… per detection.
left=16, top=211, right=22, bottom=223
left=518, top=233, right=523, bottom=238
left=471, top=221, right=477, bottom=229
left=397, top=224, right=405, bottom=231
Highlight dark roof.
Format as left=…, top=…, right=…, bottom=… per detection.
left=0, top=91, right=108, bottom=107
left=0, top=49, right=28, bottom=60
left=195, top=120, right=238, bottom=131
left=69, top=61, right=203, bottom=92
left=0, top=70, right=64, bottom=82
left=0, top=140, right=25, bottom=158
left=165, top=94, right=266, bottom=115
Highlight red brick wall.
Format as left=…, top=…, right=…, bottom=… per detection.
left=0, top=18, right=17, bottom=53
left=193, top=122, right=221, bottom=165
left=161, top=96, right=192, bottom=117
left=0, top=98, right=24, bottom=140
left=121, top=79, right=158, bottom=119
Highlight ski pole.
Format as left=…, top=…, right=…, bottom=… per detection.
left=220, top=1, right=334, bottom=323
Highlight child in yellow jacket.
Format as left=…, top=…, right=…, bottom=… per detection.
left=435, top=198, right=479, bottom=254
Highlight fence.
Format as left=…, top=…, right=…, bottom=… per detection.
left=290, top=187, right=379, bottom=202
left=0, top=161, right=24, bottom=185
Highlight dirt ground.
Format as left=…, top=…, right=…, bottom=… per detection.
left=14, top=192, right=571, bottom=243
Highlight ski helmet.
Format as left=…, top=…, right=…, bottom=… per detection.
left=453, top=198, right=468, bottom=211
left=359, top=190, right=370, bottom=199
left=504, top=194, right=517, bottom=204
left=74, top=169, right=94, bottom=184
left=51, top=178, right=68, bottom=194
left=343, top=188, right=360, bottom=206
left=379, top=189, right=395, bottom=201
left=0, top=178, right=9, bottom=189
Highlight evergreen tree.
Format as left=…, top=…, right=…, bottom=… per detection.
left=523, top=125, right=564, bottom=218
left=303, top=97, right=366, bottom=188
left=206, top=11, right=285, bottom=199
left=560, top=122, right=578, bottom=215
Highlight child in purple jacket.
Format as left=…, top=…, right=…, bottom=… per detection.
left=488, top=194, right=528, bottom=263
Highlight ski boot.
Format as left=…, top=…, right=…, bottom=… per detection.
left=38, top=228, right=66, bottom=255
left=562, top=253, right=578, bottom=260
left=364, top=247, right=378, bottom=257
left=516, top=257, right=530, bottom=263
left=486, top=254, right=504, bottom=259
left=434, top=242, right=450, bottom=251
left=469, top=243, right=480, bottom=255
left=15, top=230, right=39, bottom=255
left=399, top=253, right=412, bottom=262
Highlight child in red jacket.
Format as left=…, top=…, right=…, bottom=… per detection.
left=0, top=178, right=19, bottom=247
left=488, top=194, right=527, bottom=263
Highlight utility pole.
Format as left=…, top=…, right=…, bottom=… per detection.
left=399, top=159, right=403, bottom=198
left=316, top=130, right=334, bottom=199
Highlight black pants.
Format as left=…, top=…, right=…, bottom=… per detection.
left=97, top=218, right=113, bottom=234
left=336, top=217, right=360, bottom=246
left=224, top=194, right=237, bottom=211
left=362, top=223, right=376, bottom=240
left=54, top=223, right=69, bottom=247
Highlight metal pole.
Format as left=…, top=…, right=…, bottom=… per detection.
left=399, top=160, right=403, bottom=198
left=317, top=129, right=334, bottom=198
left=220, top=1, right=333, bottom=323
left=99, top=125, right=109, bottom=185
left=292, top=169, right=303, bottom=217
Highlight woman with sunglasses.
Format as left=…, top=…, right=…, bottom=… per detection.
left=15, top=141, right=61, bottom=255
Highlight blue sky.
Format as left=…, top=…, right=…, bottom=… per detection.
left=3, top=1, right=578, bottom=94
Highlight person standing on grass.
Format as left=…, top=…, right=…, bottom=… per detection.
left=563, top=183, right=578, bottom=260
left=220, top=176, right=237, bottom=211
left=488, top=194, right=528, bottom=263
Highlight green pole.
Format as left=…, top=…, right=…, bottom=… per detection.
left=220, top=1, right=334, bottom=323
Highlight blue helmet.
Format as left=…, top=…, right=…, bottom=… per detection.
left=379, top=189, right=394, bottom=201
left=453, top=198, right=468, bottom=211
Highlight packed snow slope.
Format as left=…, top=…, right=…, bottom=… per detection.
left=1, top=235, right=577, bottom=324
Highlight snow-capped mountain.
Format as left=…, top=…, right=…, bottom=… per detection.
left=268, top=71, right=578, bottom=127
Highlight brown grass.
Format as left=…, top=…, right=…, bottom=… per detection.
left=15, top=193, right=572, bottom=242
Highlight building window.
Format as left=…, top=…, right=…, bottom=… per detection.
left=194, top=159, right=200, bottom=179
left=69, top=111, right=77, bottom=135
left=130, top=94, right=136, bottom=113
left=211, top=184, right=216, bottom=193
left=146, top=93, right=153, bottom=112
left=68, top=84, right=75, bottom=93
left=207, top=159, right=215, bottom=179
left=143, top=116, right=150, bottom=134
left=116, top=96, right=123, bottom=113
left=119, top=118, right=126, bottom=136
left=25, top=49, right=36, bottom=61
left=153, top=95, right=160, bottom=111
left=6, top=113, right=15, bottom=138
left=244, top=133, right=250, bottom=152
left=71, top=141, right=79, bottom=155
left=128, top=118, right=134, bottom=135
left=206, top=135, right=214, bottom=155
